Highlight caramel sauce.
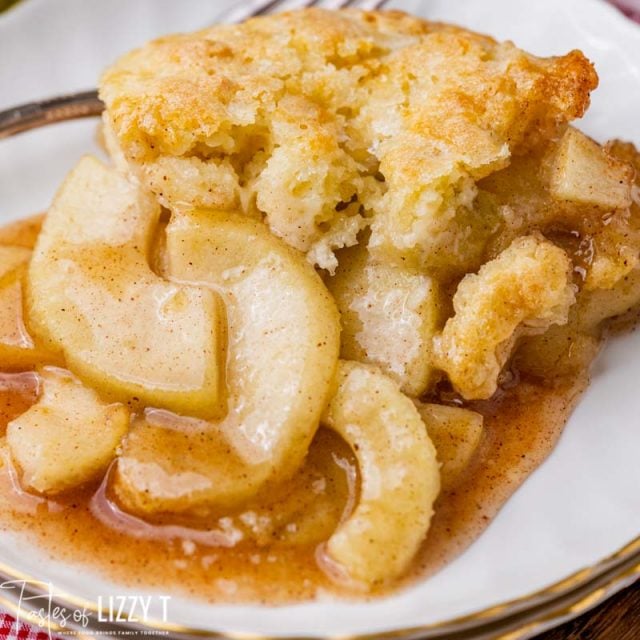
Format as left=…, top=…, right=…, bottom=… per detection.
left=0, top=215, right=592, bottom=603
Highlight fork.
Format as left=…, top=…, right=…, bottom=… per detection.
left=0, top=0, right=389, bottom=139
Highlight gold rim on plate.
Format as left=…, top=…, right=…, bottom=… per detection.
left=0, top=88, right=638, bottom=640
left=0, top=534, right=638, bottom=638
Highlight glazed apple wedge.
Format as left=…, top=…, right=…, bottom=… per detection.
left=322, top=361, right=440, bottom=587
left=113, top=210, right=340, bottom=516
left=415, top=402, right=483, bottom=491
left=7, top=367, right=129, bottom=495
left=0, top=246, right=58, bottom=370
left=26, top=157, right=227, bottom=418
left=550, top=127, right=633, bottom=209
left=328, top=240, right=443, bottom=397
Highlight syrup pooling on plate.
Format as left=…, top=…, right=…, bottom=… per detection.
left=0, top=296, right=589, bottom=602
left=1, top=7, right=640, bottom=602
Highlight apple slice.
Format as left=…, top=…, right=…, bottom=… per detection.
left=321, top=361, right=440, bottom=588
left=550, top=127, right=633, bottom=209
left=26, top=156, right=226, bottom=418
left=328, top=240, right=442, bottom=397
left=0, top=246, right=58, bottom=370
left=7, top=367, right=129, bottom=495
left=113, top=209, right=340, bottom=516
left=415, top=402, right=483, bottom=491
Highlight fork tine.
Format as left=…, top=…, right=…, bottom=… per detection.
left=220, top=0, right=386, bottom=21
left=216, top=0, right=289, bottom=24
left=317, top=0, right=357, bottom=7
left=319, top=0, right=388, bottom=9
left=219, top=0, right=389, bottom=22
left=371, top=0, right=392, bottom=8
left=342, top=0, right=391, bottom=9
left=270, top=0, right=322, bottom=10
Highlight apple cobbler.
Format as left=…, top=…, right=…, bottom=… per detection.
left=0, top=8, right=639, bottom=598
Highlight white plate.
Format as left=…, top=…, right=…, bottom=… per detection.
left=0, top=0, right=639, bottom=637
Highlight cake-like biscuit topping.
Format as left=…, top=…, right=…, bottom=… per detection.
left=100, top=8, right=597, bottom=272
left=5, top=6, right=640, bottom=598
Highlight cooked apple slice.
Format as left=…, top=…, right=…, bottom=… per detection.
left=321, top=361, right=440, bottom=588
left=155, top=428, right=355, bottom=548
left=26, top=156, right=226, bottom=418
left=328, top=241, right=442, bottom=397
left=0, top=265, right=57, bottom=370
left=578, top=268, right=640, bottom=330
left=7, top=367, right=129, bottom=495
left=415, top=402, right=483, bottom=491
left=113, top=209, right=340, bottom=516
left=0, top=246, right=58, bottom=370
left=516, top=268, right=640, bottom=380
left=0, top=372, right=39, bottom=439
left=550, top=127, right=633, bottom=209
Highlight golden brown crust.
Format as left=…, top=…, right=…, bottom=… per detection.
left=100, top=8, right=598, bottom=271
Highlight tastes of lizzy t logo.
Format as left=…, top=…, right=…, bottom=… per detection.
left=0, top=579, right=171, bottom=637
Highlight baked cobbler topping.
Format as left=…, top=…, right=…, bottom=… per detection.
left=0, top=9, right=638, bottom=599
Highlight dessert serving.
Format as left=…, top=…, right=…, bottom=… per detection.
left=0, top=7, right=639, bottom=602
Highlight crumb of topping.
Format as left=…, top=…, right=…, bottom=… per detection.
left=434, top=234, right=576, bottom=399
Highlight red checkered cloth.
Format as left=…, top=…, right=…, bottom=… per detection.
left=0, top=614, right=62, bottom=640
left=611, top=0, right=640, bottom=20
left=0, top=2, right=638, bottom=640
